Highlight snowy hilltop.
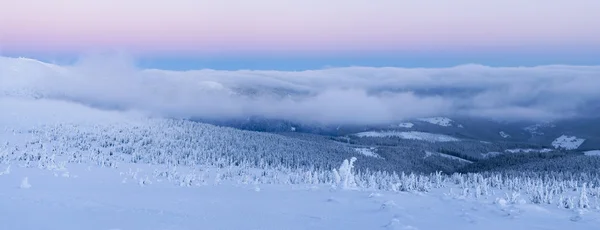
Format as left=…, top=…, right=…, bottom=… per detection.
left=0, top=96, right=599, bottom=230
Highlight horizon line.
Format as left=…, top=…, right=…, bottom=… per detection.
left=2, top=55, right=600, bottom=72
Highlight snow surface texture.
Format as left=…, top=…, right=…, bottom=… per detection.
left=355, top=131, right=460, bottom=142
left=2, top=165, right=599, bottom=230
left=584, top=150, right=600, bottom=156
left=417, top=117, right=454, bottom=127
left=552, top=135, right=586, bottom=150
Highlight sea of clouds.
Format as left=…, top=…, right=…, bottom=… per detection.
left=1, top=54, right=599, bottom=125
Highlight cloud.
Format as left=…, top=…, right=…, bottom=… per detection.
left=1, top=55, right=599, bottom=125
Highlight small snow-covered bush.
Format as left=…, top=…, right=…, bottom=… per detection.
left=20, top=177, right=31, bottom=189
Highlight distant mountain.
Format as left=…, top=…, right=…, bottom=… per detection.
left=203, top=115, right=600, bottom=152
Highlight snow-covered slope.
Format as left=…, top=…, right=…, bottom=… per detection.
left=1, top=96, right=599, bottom=230
left=552, top=135, right=586, bottom=150
left=355, top=131, right=460, bottom=142
left=584, top=150, right=600, bottom=156
left=354, top=147, right=382, bottom=158
left=425, top=151, right=473, bottom=163
left=481, top=148, right=554, bottom=158
left=505, top=148, right=553, bottom=154
left=0, top=98, right=361, bottom=172
left=417, top=117, right=455, bottom=127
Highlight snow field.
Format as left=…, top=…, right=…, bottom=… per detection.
left=417, top=117, right=455, bottom=127
left=355, top=131, right=460, bottom=142
left=552, top=135, right=585, bottom=150
left=1, top=161, right=599, bottom=230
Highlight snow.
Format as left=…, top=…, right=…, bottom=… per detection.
left=584, top=150, right=600, bottom=156
left=397, top=122, right=414, bottom=128
left=499, top=131, right=510, bottom=138
left=506, top=148, right=553, bottom=153
left=481, top=152, right=503, bottom=158
left=0, top=92, right=599, bottom=229
left=1, top=164, right=597, bottom=230
left=417, top=117, right=454, bottom=127
left=354, top=147, right=382, bottom=158
left=19, top=176, right=31, bottom=189
left=524, top=123, right=555, bottom=136
left=482, top=149, right=554, bottom=158
left=425, top=151, right=473, bottom=163
left=355, top=131, right=460, bottom=142
left=552, top=135, right=586, bottom=150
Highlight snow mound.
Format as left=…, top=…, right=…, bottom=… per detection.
left=355, top=131, right=459, bottom=142
left=20, top=177, right=31, bottom=189
left=417, top=117, right=454, bottom=127
left=552, top=135, right=585, bottom=150
left=584, top=150, right=600, bottom=156
left=499, top=131, right=510, bottom=138
left=354, top=147, right=381, bottom=158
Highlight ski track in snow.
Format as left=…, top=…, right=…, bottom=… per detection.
left=1, top=165, right=598, bottom=230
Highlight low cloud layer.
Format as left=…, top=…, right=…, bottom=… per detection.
left=1, top=55, right=599, bottom=125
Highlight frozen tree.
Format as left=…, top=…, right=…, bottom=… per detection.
left=579, top=183, right=590, bottom=209
left=337, top=157, right=357, bottom=190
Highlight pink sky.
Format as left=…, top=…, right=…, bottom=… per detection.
left=1, top=0, right=600, bottom=55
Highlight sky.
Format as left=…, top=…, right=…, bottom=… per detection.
left=1, top=0, right=600, bottom=70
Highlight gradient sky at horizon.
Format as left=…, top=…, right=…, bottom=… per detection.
left=2, top=0, right=600, bottom=70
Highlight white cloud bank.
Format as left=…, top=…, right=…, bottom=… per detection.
left=1, top=55, right=599, bottom=125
